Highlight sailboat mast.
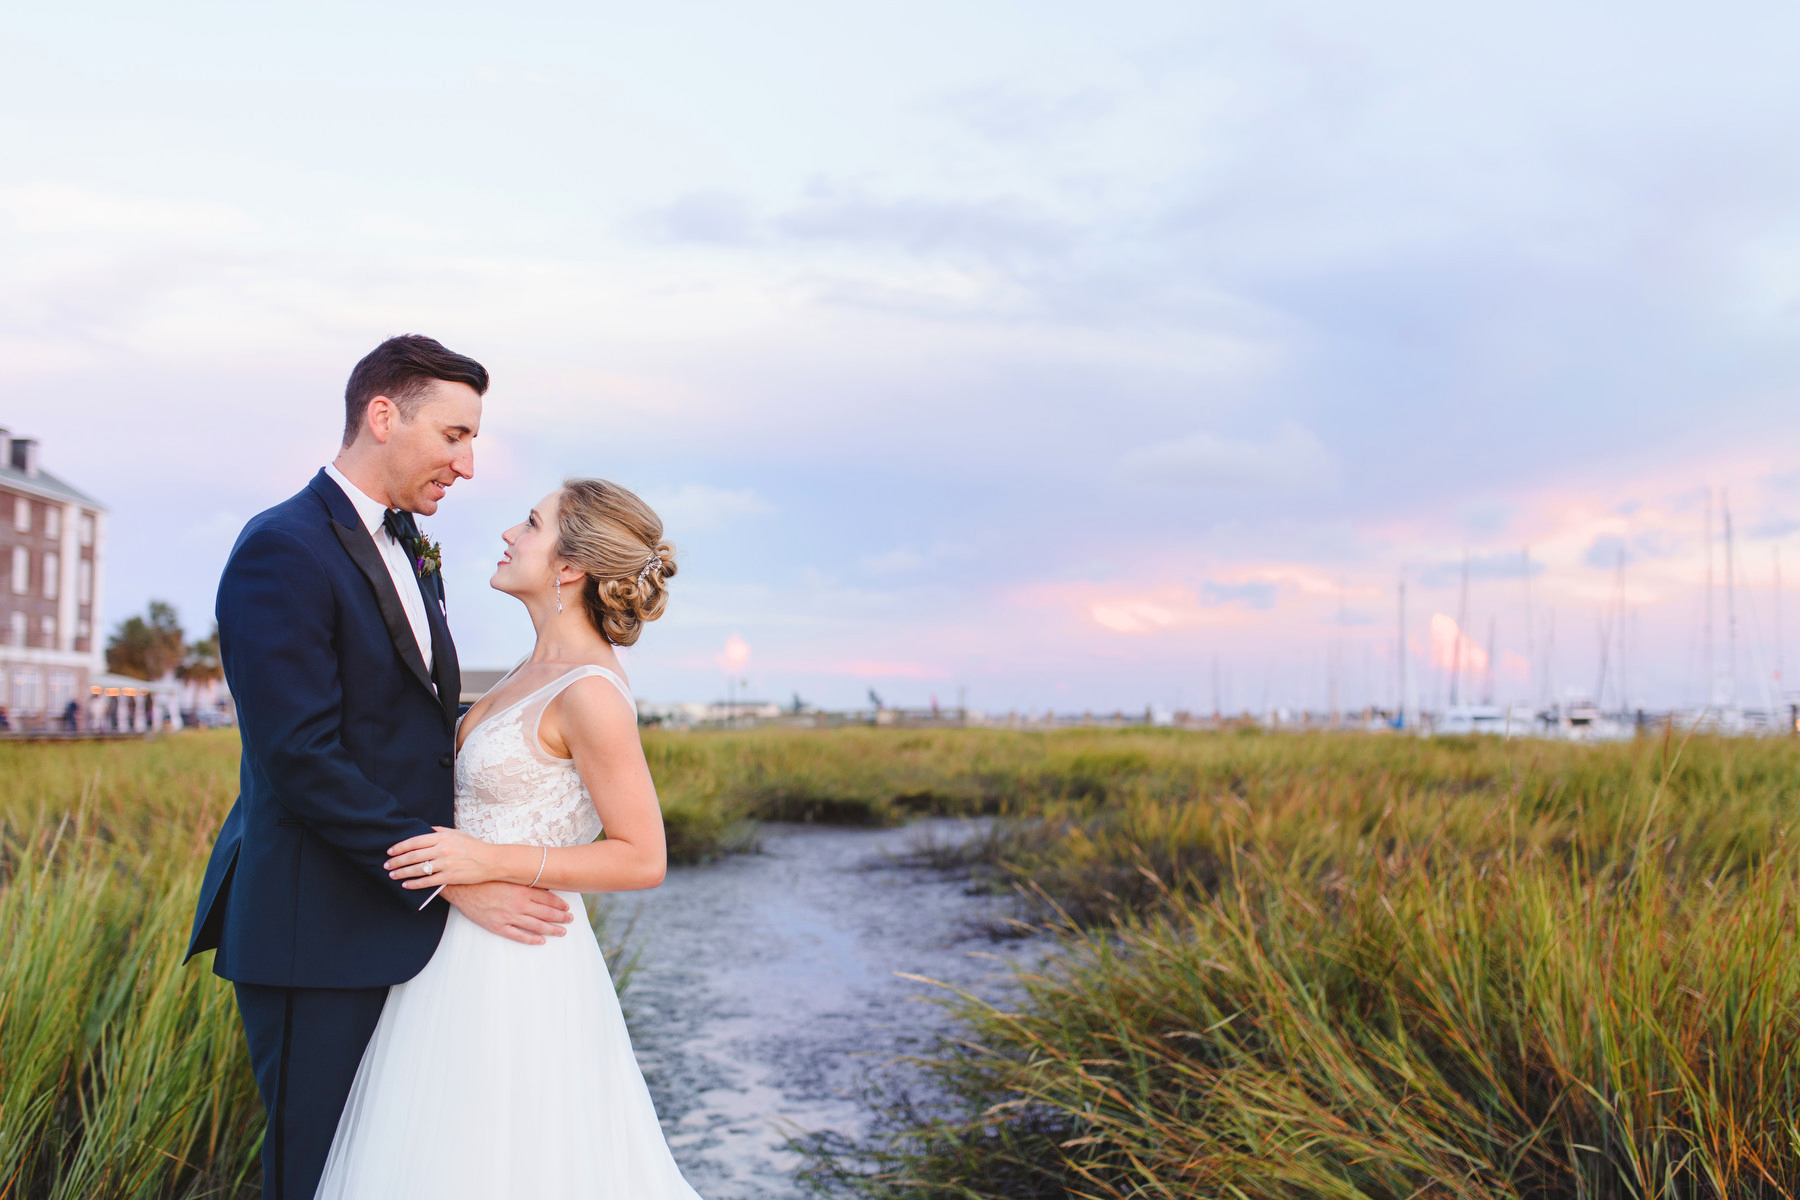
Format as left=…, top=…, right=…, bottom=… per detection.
left=1705, top=487, right=1715, bottom=707
left=1615, top=544, right=1627, bottom=713
left=1331, top=580, right=1345, bottom=725
left=1484, top=615, right=1496, bottom=706
left=1545, top=610, right=1557, bottom=709
left=1522, top=546, right=1535, bottom=710
left=1362, top=641, right=1372, bottom=720
left=1396, top=573, right=1407, bottom=728
left=1776, top=547, right=1785, bottom=700
left=1726, top=490, right=1738, bottom=712
left=1450, top=552, right=1469, bottom=707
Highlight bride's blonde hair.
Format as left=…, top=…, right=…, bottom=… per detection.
left=554, top=478, right=676, bottom=646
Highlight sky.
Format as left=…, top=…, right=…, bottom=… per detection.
left=4, top=0, right=1800, bottom=714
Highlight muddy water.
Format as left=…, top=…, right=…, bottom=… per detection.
left=600, top=819, right=1036, bottom=1200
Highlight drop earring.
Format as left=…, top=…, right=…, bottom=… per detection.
left=554, top=576, right=563, bottom=615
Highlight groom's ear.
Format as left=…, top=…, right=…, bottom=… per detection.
left=361, top=396, right=401, bottom=445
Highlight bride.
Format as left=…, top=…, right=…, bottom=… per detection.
left=314, top=478, right=702, bottom=1199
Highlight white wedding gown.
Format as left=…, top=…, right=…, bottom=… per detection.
left=315, top=664, right=703, bottom=1199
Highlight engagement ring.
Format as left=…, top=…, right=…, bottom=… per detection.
left=422, top=860, right=435, bottom=876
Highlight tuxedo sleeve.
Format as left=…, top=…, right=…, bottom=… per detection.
left=219, top=525, right=433, bottom=907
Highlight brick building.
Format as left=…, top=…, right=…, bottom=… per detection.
left=0, top=428, right=106, bottom=729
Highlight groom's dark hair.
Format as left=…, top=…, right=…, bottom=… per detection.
left=342, top=334, right=490, bottom=447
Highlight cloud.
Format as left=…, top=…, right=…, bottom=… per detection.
left=13, top=0, right=1800, bottom=715
left=785, top=657, right=949, bottom=679
left=1417, top=550, right=1544, bottom=588
left=1581, top=530, right=1684, bottom=569
left=0, top=181, right=258, bottom=239
left=646, top=485, right=775, bottom=533
left=1091, top=598, right=1180, bottom=633
left=830, top=659, right=948, bottom=679
left=638, top=191, right=756, bottom=245
left=1198, top=579, right=1278, bottom=610
left=1456, top=500, right=1515, bottom=538
left=1584, top=533, right=1633, bottom=569
left=774, top=190, right=1067, bottom=262
left=715, top=634, right=751, bottom=673
left=1120, top=421, right=1338, bottom=491
left=928, top=85, right=1117, bottom=142
left=1633, top=529, right=1685, bottom=557
left=1429, top=613, right=1490, bottom=676
left=861, top=547, right=925, bottom=574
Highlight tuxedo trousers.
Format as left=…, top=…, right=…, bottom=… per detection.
left=235, top=982, right=388, bottom=1200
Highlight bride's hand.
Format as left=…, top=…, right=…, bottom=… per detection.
left=386, top=827, right=502, bottom=889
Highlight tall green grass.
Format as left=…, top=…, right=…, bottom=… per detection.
left=14, top=727, right=1800, bottom=1198
left=0, top=739, right=259, bottom=1199
left=801, top=730, right=1800, bottom=1199
left=0, top=733, right=635, bottom=1198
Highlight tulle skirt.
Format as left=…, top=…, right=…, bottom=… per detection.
left=314, top=892, right=702, bottom=1199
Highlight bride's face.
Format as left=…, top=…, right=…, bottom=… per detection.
left=492, top=489, right=568, bottom=600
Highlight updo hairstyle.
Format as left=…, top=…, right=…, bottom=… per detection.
left=554, top=478, right=676, bottom=646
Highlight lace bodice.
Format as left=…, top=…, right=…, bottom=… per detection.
left=454, top=664, right=633, bottom=848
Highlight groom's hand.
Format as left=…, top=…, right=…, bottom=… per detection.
left=440, top=882, right=574, bottom=945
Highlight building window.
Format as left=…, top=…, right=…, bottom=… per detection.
left=9, top=546, right=25, bottom=595
left=78, top=559, right=93, bottom=605
left=45, top=506, right=60, bottom=540
left=48, top=669, right=75, bottom=714
left=77, top=618, right=90, bottom=640
left=79, top=512, right=95, bottom=547
left=8, top=612, right=22, bottom=647
left=11, top=668, right=43, bottom=715
left=43, top=552, right=58, bottom=600
left=40, top=615, right=56, bottom=647
left=11, top=498, right=29, bottom=534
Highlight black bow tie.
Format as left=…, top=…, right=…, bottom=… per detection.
left=382, top=508, right=420, bottom=549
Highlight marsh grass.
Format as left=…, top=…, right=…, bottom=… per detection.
left=801, top=730, right=1800, bottom=1199
left=0, top=765, right=260, bottom=1200
left=11, top=727, right=1800, bottom=1197
left=0, top=734, right=635, bottom=1198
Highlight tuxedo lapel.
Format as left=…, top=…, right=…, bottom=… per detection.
left=308, top=470, right=453, bottom=728
left=331, top=520, right=439, bottom=703
left=421, top=576, right=460, bottom=727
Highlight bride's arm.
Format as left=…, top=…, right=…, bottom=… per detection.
left=385, top=676, right=667, bottom=894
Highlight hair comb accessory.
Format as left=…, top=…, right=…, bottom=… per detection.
left=636, top=552, right=661, bottom=584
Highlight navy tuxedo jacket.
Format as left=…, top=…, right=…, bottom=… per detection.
left=187, top=470, right=462, bottom=988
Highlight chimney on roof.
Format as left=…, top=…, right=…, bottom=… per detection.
left=10, top=437, right=38, bottom=477
left=0, top=429, right=9, bottom=470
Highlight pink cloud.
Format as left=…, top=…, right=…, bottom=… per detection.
left=1091, top=597, right=1181, bottom=633
left=1429, top=613, right=1490, bottom=676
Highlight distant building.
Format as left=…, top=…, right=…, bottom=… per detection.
left=0, top=428, right=106, bottom=730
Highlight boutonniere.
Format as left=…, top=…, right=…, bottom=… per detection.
left=412, top=532, right=443, bottom=579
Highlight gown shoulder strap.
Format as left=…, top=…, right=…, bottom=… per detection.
left=552, top=664, right=633, bottom=707
left=519, top=665, right=637, bottom=761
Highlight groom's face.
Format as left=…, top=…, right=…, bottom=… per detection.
left=378, top=379, right=483, bottom=515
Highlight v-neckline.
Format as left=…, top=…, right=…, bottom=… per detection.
left=454, top=664, right=582, bottom=757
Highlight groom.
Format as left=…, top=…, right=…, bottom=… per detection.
left=187, top=335, right=575, bottom=1199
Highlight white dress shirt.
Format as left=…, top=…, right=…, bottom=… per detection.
left=324, top=463, right=435, bottom=679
